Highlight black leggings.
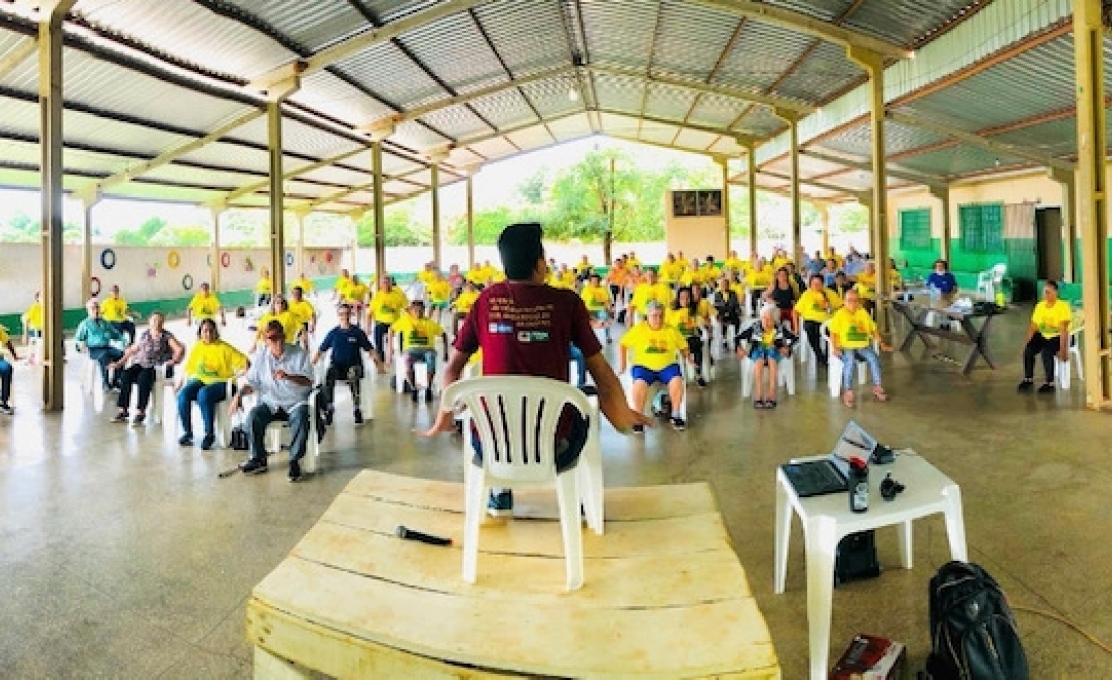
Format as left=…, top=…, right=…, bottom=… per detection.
left=373, top=322, right=391, bottom=363
left=1023, top=334, right=1060, bottom=383
left=686, top=335, right=706, bottom=377
left=325, top=362, right=363, bottom=408
left=803, top=319, right=826, bottom=364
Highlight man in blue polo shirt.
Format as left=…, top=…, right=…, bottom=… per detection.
left=926, top=258, right=959, bottom=303
left=312, top=303, right=380, bottom=425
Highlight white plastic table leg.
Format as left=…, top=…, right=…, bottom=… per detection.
left=897, top=520, right=913, bottom=569
left=943, top=484, right=969, bottom=562
left=804, top=515, right=838, bottom=680
left=774, top=477, right=791, bottom=594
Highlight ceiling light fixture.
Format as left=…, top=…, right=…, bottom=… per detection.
left=568, top=87, right=580, bottom=102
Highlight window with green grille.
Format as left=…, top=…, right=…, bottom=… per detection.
left=959, top=203, right=1003, bottom=252
left=899, top=208, right=931, bottom=250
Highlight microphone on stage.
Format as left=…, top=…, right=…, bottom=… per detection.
left=395, top=525, right=453, bottom=547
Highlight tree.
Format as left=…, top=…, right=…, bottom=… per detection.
left=447, top=205, right=519, bottom=246
left=355, top=202, right=430, bottom=247
left=114, top=216, right=167, bottom=245
left=516, top=168, right=547, bottom=206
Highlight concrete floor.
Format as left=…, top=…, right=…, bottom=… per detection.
left=1, top=302, right=1110, bottom=679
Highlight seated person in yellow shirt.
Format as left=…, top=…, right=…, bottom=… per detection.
left=177, top=318, right=248, bottom=449
left=667, top=287, right=709, bottom=388
left=657, top=254, right=681, bottom=286
left=829, top=289, right=892, bottom=407
left=255, top=296, right=302, bottom=348
left=853, top=261, right=879, bottom=313
left=1018, top=280, right=1072, bottom=393
left=343, top=274, right=370, bottom=318
left=333, top=269, right=352, bottom=303
left=416, top=262, right=438, bottom=287
left=287, top=286, right=317, bottom=339
left=389, top=300, right=448, bottom=402
left=628, top=269, right=671, bottom=326
left=745, top=258, right=773, bottom=316
left=254, top=267, right=272, bottom=307
left=723, top=250, right=746, bottom=276
left=289, top=272, right=314, bottom=296
left=450, top=279, right=481, bottom=335
left=619, top=301, right=689, bottom=432
left=101, top=284, right=140, bottom=346
left=426, top=272, right=453, bottom=327
left=368, top=275, right=409, bottom=362
left=21, top=291, right=42, bottom=364
left=580, top=272, right=613, bottom=343
left=186, top=282, right=225, bottom=327
left=794, top=274, right=841, bottom=365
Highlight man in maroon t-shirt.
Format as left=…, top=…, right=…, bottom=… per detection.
left=422, top=223, right=649, bottom=516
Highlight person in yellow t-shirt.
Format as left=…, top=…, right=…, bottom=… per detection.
left=619, top=301, right=689, bottom=431
left=101, top=284, right=140, bottom=346
left=416, top=262, right=438, bottom=287
left=368, top=276, right=409, bottom=362
left=667, top=287, right=710, bottom=388
left=21, top=291, right=43, bottom=363
left=794, top=273, right=842, bottom=365
left=580, top=272, right=613, bottom=343
left=333, top=269, right=353, bottom=303
left=853, top=261, right=879, bottom=313
left=723, top=250, right=745, bottom=276
left=389, top=300, right=448, bottom=400
left=343, top=274, right=369, bottom=321
left=658, top=254, right=681, bottom=286
left=426, top=272, right=453, bottom=326
left=254, top=267, right=272, bottom=307
left=255, top=297, right=302, bottom=347
left=287, top=286, right=317, bottom=338
left=186, top=282, right=226, bottom=326
left=177, top=318, right=248, bottom=449
left=698, top=256, right=721, bottom=283
left=626, top=252, right=641, bottom=269
left=629, top=269, right=672, bottom=326
left=1019, top=280, right=1073, bottom=392
left=289, top=272, right=314, bottom=296
left=745, top=257, right=773, bottom=316
left=828, top=289, right=892, bottom=406
left=574, top=255, right=593, bottom=277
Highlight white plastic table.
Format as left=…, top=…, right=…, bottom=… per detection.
left=774, top=452, right=967, bottom=680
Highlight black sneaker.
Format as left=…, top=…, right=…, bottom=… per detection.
left=1037, top=383, right=1055, bottom=394
left=201, top=433, right=216, bottom=450
left=631, top=424, right=644, bottom=434
left=240, top=458, right=267, bottom=475
left=178, top=434, right=193, bottom=446
left=487, top=490, right=513, bottom=517
left=288, top=459, right=303, bottom=483
left=0, top=403, right=12, bottom=415
left=671, top=417, right=687, bottom=431
left=353, top=408, right=363, bottom=424
left=131, top=412, right=145, bottom=425
left=410, top=386, right=419, bottom=403
left=112, top=411, right=129, bottom=423
left=323, top=407, right=334, bottom=426
left=696, top=377, right=708, bottom=388
left=1017, top=380, right=1034, bottom=392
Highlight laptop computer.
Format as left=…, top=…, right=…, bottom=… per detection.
left=781, top=421, right=879, bottom=497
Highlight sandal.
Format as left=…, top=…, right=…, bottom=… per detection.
left=873, top=386, right=889, bottom=402
left=842, top=390, right=855, bottom=407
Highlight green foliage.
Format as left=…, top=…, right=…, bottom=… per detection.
left=448, top=205, right=518, bottom=245
left=355, top=203, right=430, bottom=247
left=115, top=216, right=167, bottom=245
left=0, top=212, right=82, bottom=243
left=149, top=224, right=211, bottom=247
left=833, top=204, right=869, bottom=233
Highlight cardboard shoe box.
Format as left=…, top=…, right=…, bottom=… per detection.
left=829, top=634, right=906, bottom=680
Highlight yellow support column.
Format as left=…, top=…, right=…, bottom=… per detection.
left=292, top=207, right=310, bottom=289
left=465, top=167, right=477, bottom=270
left=1073, top=0, right=1111, bottom=408
left=746, top=143, right=758, bottom=258
left=930, top=185, right=952, bottom=264
left=1049, top=168, right=1076, bottom=282
left=848, top=45, right=892, bottom=337
left=267, top=101, right=287, bottom=296
left=718, top=156, right=731, bottom=257
left=38, top=0, right=76, bottom=411
left=371, top=140, right=387, bottom=278
left=210, top=206, right=223, bottom=292
left=431, top=162, right=442, bottom=270
left=75, top=188, right=100, bottom=305
left=818, top=204, right=830, bottom=256
left=774, top=109, right=802, bottom=260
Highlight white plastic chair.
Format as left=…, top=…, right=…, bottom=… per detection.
left=149, top=363, right=176, bottom=425
left=176, top=377, right=234, bottom=447
left=315, top=349, right=373, bottom=420
left=391, top=332, right=435, bottom=396
left=975, top=264, right=1007, bottom=301
left=1055, top=311, right=1084, bottom=390
left=441, top=376, right=599, bottom=590
left=740, top=349, right=796, bottom=398
left=820, top=320, right=870, bottom=398
left=631, top=352, right=689, bottom=422
left=263, top=390, right=323, bottom=474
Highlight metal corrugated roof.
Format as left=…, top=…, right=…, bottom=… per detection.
left=650, top=1, right=743, bottom=81
left=291, top=72, right=398, bottom=126
left=643, top=82, right=700, bottom=122
left=580, top=0, right=658, bottom=70
left=771, top=40, right=861, bottom=105
left=466, top=88, right=540, bottom=130
left=396, top=10, right=506, bottom=94
left=210, top=0, right=371, bottom=54
left=712, top=21, right=816, bottom=97
left=334, top=40, right=445, bottom=111
left=473, top=0, right=569, bottom=77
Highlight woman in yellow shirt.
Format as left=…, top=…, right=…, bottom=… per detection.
left=177, top=318, right=248, bottom=449
left=746, top=257, right=773, bottom=316
left=619, top=301, right=689, bottom=431
left=1019, top=280, right=1072, bottom=392
left=255, top=267, right=272, bottom=307
left=255, top=297, right=302, bottom=347
left=368, top=275, right=409, bottom=362
left=829, top=289, right=891, bottom=406
left=667, top=287, right=708, bottom=388
left=580, top=272, right=613, bottom=343
left=794, top=274, right=841, bottom=365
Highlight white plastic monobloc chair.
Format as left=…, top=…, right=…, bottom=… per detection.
left=262, top=390, right=323, bottom=474
left=441, top=376, right=598, bottom=591
left=1055, top=310, right=1084, bottom=390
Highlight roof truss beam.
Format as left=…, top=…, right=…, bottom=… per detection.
left=888, top=110, right=1076, bottom=173
left=597, top=107, right=754, bottom=145
left=685, top=0, right=911, bottom=60
left=759, top=169, right=869, bottom=202
left=588, top=64, right=813, bottom=116
left=800, top=148, right=947, bottom=189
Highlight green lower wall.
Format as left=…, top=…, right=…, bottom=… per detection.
left=893, top=236, right=1040, bottom=302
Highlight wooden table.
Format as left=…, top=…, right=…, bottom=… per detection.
left=889, top=298, right=999, bottom=375
left=774, top=452, right=967, bottom=680
left=247, top=470, right=782, bottom=679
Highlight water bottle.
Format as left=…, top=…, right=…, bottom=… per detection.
left=849, top=457, right=869, bottom=513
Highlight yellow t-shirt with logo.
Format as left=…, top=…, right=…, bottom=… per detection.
left=290, top=276, right=314, bottom=294
left=287, top=299, right=315, bottom=327
left=23, top=301, right=42, bottom=331
left=427, top=280, right=452, bottom=305
left=100, top=297, right=130, bottom=322
left=724, top=257, right=745, bottom=274
left=391, top=315, right=444, bottom=351
left=1030, top=300, right=1072, bottom=339
left=256, top=311, right=301, bottom=342
left=255, top=277, right=272, bottom=295
left=854, top=272, right=878, bottom=301
left=453, top=290, right=480, bottom=315
left=794, top=289, right=839, bottom=323
left=344, top=283, right=369, bottom=304
left=369, top=289, right=408, bottom=325
left=746, top=267, right=772, bottom=290
left=621, top=322, right=687, bottom=372
left=187, top=292, right=222, bottom=320
left=829, top=307, right=876, bottom=350
left=658, top=261, right=683, bottom=284
left=334, top=277, right=352, bottom=298
left=630, top=283, right=670, bottom=313
left=665, top=308, right=699, bottom=339
left=580, top=284, right=610, bottom=311
left=417, top=270, right=437, bottom=286
left=184, top=340, right=248, bottom=385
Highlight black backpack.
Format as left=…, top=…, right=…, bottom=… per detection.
left=925, top=561, right=1028, bottom=680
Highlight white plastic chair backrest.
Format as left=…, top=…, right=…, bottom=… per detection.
left=441, top=376, right=591, bottom=484
left=991, top=263, right=1007, bottom=281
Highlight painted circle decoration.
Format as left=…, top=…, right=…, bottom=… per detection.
left=167, top=250, right=181, bottom=269
left=100, top=248, right=116, bottom=270
left=221, top=252, right=231, bottom=268
left=325, top=251, right=334, bottom=263
left=286, top=252, right=294, bottom=267
left=90, top=276, right=102, bottom=297
left=182, top=274, right=194, bottom=291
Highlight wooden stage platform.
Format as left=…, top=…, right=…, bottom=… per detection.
left=247, top=470, right=781, bottom=679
